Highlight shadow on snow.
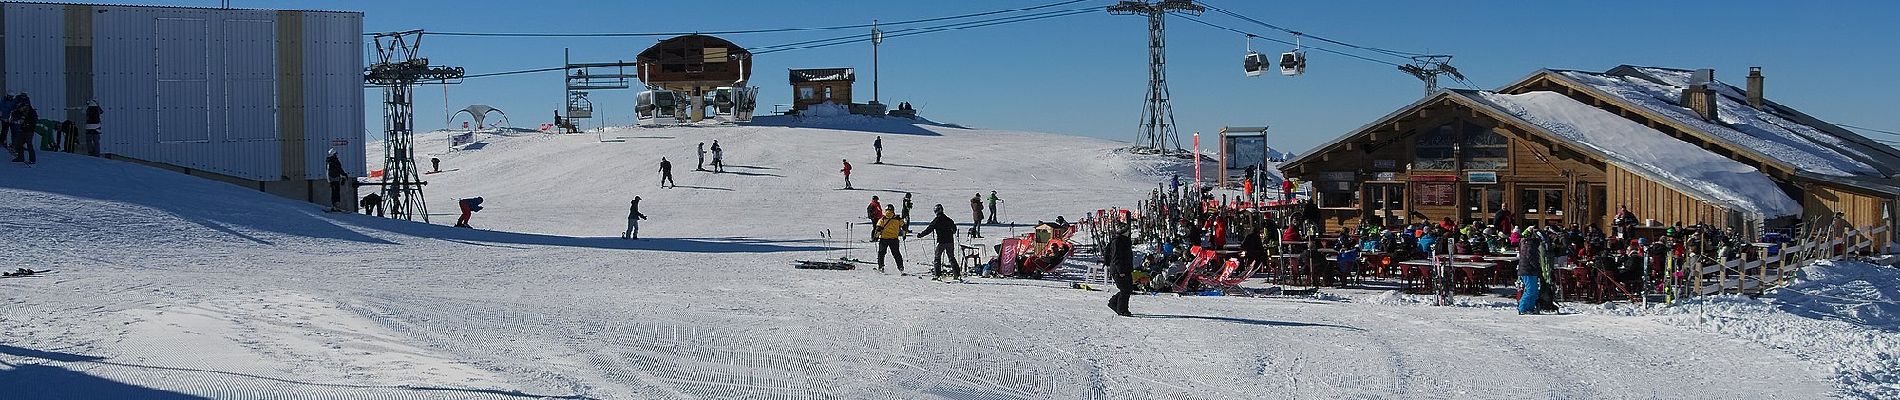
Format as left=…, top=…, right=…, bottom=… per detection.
left=0, top=344, right=596, bottom=399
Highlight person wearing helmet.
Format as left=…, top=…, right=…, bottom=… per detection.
left=324, top=148, right=349, bottom=211
left=1107, top=220, right=1136, bottom=316
left=875, top=204, right=906, bottom=274
left=917, top=203, right=961, bottom=280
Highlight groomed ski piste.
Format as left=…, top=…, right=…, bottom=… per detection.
left=4, top=115, right=1897, bottom=399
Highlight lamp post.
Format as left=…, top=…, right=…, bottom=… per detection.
left=871, top=20, right=882, bottom=106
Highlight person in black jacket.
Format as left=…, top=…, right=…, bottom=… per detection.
left=623, top=197, right=648, bottom=239
left=9, top=100, right=37, bottom=164
left=324, top=148, right=349, bottom=211
left=1516, top=234, right=1543, bottom=315
left=917, top=204, right=962, bottom=280
left=659, top=157, right=675, bottom=188
left=1107, top=223, right=1136, bottom=316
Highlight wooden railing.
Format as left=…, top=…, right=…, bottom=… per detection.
left=1689, top=223, right=1890, bottom=299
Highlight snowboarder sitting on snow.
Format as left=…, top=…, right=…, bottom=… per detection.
left=623, top=197, right=648, bottom=239
left=917, top=204, right=962, bottom=280
left=875, top=204, right=907, bottom=274
left=455, top=197, right=484, bottom=228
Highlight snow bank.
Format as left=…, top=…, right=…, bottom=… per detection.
left=1558, top=70, right=1880, bottom=177
left=1576, top=260, right=1900, bottom=399
left=802, top=102, right=849, bottom=117
left=1774, top=260, right=1900, bottom=329
left=1477, top=91, right=1801, bottom=217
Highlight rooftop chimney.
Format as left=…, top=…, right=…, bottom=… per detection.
left=1680, top=68, right=1719, bottom=121
left=1747, top=67, right=1765, bottom=109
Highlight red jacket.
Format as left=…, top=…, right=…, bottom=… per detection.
left=866, top=201, right=881, bottom=220
left=841, top=162, right=852, bottom=175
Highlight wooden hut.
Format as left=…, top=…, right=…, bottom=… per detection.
left=788, top=68, right=855, bottom=111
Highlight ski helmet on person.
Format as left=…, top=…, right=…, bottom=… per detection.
left=934, top=204, right=944, bottom=213
left=327, top=148, right=337, bottom=156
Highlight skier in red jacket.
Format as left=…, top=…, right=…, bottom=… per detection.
left=865, top=195, right=882, bottom=240
left=841, top=159, right=854, bottom=189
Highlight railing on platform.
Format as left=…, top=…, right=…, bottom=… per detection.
left=1687, top=223, right=1889, bottom=301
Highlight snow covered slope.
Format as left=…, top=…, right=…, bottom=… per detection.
left=1, top=118, right=1879, bottom=399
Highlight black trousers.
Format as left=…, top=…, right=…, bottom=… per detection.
left=932, top=242, right=960, bottom=277
left=328, top=180, right=343, bottom=207
left=877, top=238, right=904, bottom=270
left=1109, top=276, right=1135, bottom=314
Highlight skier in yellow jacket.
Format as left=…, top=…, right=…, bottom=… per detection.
left=875, top=205, right=907, bottom=274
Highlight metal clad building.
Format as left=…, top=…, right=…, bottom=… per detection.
left=1, top=2, right=362, bottom=206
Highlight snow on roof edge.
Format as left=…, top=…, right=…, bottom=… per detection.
left=1468, top=90, right=1801, bottom=218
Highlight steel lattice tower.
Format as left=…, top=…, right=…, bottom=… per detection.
left=1108, top=0, right=1202, bottom=155
left=365, top=31, right=463, bottom=222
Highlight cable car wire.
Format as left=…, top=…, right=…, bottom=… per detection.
left=753, top=8, right=1097, bottom=55
left=456, top=7, right=1097, bottom=79
left=1838, top=123, right=1900, bottom=137
left=1176, top=15, right=1400, bottom=67
left=1199, top=2, right=1438, bottom=60
left=409, top=0, right=1092, bottom=38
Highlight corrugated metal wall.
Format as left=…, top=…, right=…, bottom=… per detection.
left=3, top=3, right=360, bottom=182
left=4, top=4, right=67, bottom=125
left=300, top=10, right=363, bottom=181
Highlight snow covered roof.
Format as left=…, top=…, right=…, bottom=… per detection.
left=788, top=68, right=855, bottom=83
left=1462, top=90, right=1802, bottom=218
left=1546, top=66, right=1900, bottom=182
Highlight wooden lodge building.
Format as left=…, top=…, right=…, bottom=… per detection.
left=1280, top=65, right=1898, bottom=249
left=788, top=68, right=856, bottom=111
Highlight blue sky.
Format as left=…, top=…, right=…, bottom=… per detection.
left=91, top=1, right=1900, bottom=153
